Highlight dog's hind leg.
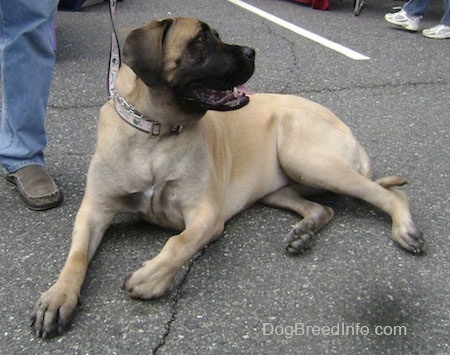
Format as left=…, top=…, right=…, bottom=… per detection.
left=260, top=186, right=334, bottom=253
left=280, top=154, right=424, bottom=254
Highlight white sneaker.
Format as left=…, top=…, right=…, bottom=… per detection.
left=422, top=24, right=450, bottom=39
left=385, top=9, right=422, bottom=32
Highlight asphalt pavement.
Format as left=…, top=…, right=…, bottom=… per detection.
left=1, top=0, right=449, bottom=354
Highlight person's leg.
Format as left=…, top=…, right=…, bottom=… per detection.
left=0, top=0, right=62, bottom=210
left=403, top=0, right=433, bottom=17
left=0, top=0, right=58, bottom=173
left=439, top=0, right=450, bottom=25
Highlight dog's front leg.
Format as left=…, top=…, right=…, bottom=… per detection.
left=123, top=206, right=223, bottom=299
left=31, top=200, right=115, bottom=339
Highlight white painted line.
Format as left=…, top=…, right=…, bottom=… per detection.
left=226, top=0, right=371, bottom=60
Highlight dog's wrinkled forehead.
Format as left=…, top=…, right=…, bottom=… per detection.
left=123, top=17, right=207, bottom=87
left=165, top=18, right=205, bottom=49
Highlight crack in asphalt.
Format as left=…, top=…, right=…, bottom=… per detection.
left=152, top=249, right=206, bottom=354
left=298, top=79, right=449, bottom=95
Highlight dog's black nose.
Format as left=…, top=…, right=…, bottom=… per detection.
left=242, top=47, right=255, bottom=61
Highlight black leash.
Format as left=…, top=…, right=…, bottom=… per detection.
left=108, top=0, right=121, bottom=98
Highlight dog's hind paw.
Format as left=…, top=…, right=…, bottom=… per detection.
left=284, top=229, right=314, bottom=254
left=392, top=222, right=425, bottom=254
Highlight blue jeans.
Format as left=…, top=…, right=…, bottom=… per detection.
left=404, top=0, right=450, bottom=25
left=0, top=0, right=58, bottom=174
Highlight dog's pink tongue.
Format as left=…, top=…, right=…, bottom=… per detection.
left=236, top=85, right=254, bottom=95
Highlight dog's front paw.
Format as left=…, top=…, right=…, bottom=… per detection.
left=123, top=258, right=177, bottom=299
left=392, top=222, right=425, bottom=254
left=31, top=284, right=78, bottom=339
left=284, top=229, right=314, bottom=254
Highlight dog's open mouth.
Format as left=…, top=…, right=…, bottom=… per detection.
left=190, top=85, right=251, bottom=111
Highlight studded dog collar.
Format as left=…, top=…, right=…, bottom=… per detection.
left=112, top=89, right=182, bottom=136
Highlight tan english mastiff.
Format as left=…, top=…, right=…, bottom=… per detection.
left=31, top=17, right=424, bottom=338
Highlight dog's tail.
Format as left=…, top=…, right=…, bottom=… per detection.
left=375, top=175, right=407, bottom=188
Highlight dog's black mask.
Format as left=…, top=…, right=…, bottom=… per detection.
left=171, top=23, right=255, bottom=113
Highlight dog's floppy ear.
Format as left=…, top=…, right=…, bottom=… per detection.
left=123, top=18, right=174, bottom=87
